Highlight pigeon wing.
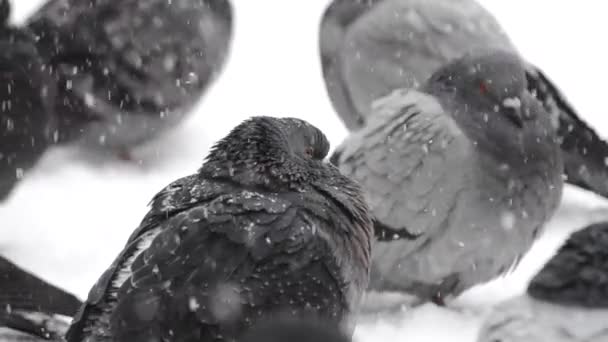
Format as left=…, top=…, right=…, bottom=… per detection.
left=66, top=186, right=346, bottom=342
left=333, top=89, right=474, bottom=259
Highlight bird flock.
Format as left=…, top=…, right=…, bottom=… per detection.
left=1, top=0, right=607, bottom=342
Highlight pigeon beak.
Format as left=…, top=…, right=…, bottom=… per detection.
left=500, top=96, right=525, bottom=128
left=503, top=107, right=524, bottom=128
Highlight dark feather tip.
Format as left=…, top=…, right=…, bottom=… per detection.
left=373, top=219, right=422, bottom=241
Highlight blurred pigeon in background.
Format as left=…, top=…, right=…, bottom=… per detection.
left=320, top=0, right=514, bottom=130
left=66, top=116, right=372, bottom=342
left=332, top=51, right=563, bottom=304
left=320, top=0, right=608, bottom=200
left=0, top=255, right=82, bottom=341
left=26, top=0, right=233, bottom=159
left=240, top=316, right=350, bottom=342
left=477, top=221, right=608, bottom=342
left=0, top=2, right=56, bottom=201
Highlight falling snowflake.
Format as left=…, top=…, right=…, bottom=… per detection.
left=500, top=211, right=516, bottom=231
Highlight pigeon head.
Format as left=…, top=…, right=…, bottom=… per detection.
left=426, top=50, right=531, bottom=129
left=201, top=116, right=334, bottom=188
left=424, top=50, right=562, bottom=168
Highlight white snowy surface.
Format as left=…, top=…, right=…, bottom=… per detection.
left=1, top=1, right=608, bottom=341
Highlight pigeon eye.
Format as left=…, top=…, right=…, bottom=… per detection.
left=304, top=146, right=314, bottom=158
left=479, top=81, right=489, bottom=95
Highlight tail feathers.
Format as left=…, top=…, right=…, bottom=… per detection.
left=527, top=66, right=608, bottom=199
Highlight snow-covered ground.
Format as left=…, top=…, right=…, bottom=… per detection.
left=2, top=1, right=608, bottom=341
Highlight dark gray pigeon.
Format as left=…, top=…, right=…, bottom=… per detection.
left=477, top=222, right=608, bottom=342
left=26, top=0, right=233, bottom=159
left=320, top=0, right=608, bottom=200
left=0, top=8, right=56, bottom=201
left=332, top=50, right=563, bottom=304
left=0, top=255, right=82, bottom=341
left=65, top=116, right=372, bottom=342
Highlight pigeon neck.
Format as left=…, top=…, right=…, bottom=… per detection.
left=430, top=89, right=540, bottom=169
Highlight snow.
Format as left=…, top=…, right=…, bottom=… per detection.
left=1, top=1, right=608, bottom=341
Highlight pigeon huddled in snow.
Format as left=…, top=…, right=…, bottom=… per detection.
left=332, top=50, right=563, bottom=304
left=0, top=1, right=56, bottom=201
left=0, top=255, right=82, bottom=341
left=65, top=116, right=372, bottom=342
left=477, top=221, right=608, bottom=342
left=320, top=0, right=608, bottom=201
left=26, top=0, right=233, bottom=158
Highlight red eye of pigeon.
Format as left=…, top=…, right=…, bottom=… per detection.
left=479, top=81, right=489, bottom=94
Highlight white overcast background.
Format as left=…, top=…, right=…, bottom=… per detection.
left=2, top=1, right=608, bottom=341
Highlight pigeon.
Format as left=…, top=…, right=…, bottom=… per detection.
left=0, top=7, right=56, bottom=201
left=477, top=222, right=608, bottom=342
left=65, top=116, right=372, bottom=342
left=331, top=50, right=563, bottom=304
left=25, top=0, right=233, bottom=158
left=0, top=255, right=82, bottom=341
left=320, top=0, right=608, bottom=200
left=239, top=316, right=350, bottom=342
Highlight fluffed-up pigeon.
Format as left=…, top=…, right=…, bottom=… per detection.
left=477, top=221, right=608, bottom=342
left=65, top=116, right=372, bottom=342
left=332, top=50, right=563, bottom=304
left=0, top=4, right=56, bottom=201
left=0, top=255, right=82, bottom=341
left=320, top=0, right=608, bottom=200
left=26, top=0, right=233, bottom=157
